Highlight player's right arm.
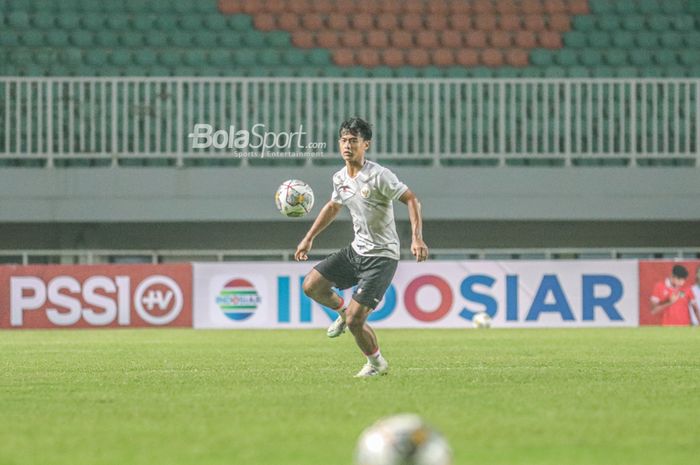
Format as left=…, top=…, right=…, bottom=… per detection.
left=294, top=200, right=342, bottom=261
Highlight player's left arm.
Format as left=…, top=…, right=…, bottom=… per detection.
left=399, top=189, right=428, bottom=262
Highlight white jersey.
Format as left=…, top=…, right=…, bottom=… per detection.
left=331, top=160, right=408, bottom=260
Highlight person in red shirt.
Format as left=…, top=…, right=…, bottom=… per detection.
left=650, top=265, right=700, bottom=326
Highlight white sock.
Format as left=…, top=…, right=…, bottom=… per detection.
left=367, top=349, right=385, bottom=366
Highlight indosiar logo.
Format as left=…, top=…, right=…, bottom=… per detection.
left=216, top=278, right=261, bottom=321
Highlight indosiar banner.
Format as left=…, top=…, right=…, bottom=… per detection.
left=193, top=261, right=639, bottom=329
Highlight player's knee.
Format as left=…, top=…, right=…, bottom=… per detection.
left=302, top=275, right=317, bottom=298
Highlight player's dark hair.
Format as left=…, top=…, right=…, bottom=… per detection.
left=672, top=264, right=689, bottom=279
left=339, top=117, right=372, bottom=141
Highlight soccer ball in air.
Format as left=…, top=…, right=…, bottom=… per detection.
left=355, top=414, right=452, bottom=465
left=275, top=179, right=314, bottom=217
left=472, top=312, right=492, bottom=328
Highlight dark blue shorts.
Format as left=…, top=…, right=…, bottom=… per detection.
left=313, top=245, right=398, bottom=310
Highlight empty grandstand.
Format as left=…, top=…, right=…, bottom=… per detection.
left=0, top=0, right=698, bottom=263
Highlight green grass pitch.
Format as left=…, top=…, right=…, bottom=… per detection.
left=1, top=328, right=699, bottom=465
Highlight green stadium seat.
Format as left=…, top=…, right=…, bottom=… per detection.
left=679, top=50, right=700, bottom=67
left=567, top=66, right=590, bottom=77
left=580, top=50, right=604, bottom=66
left=132, top=15, right=155, bottom=32
left=81, top=13, right=103, bottom=31
left=242, top=31, right=266, bottom=48
left=159, top=51, right=180, bottom=67
left=95, top=31, right=119, bottom=47
left=615, top=66, right=639, bottom=77
left=155, top=15, right=178, bottom=31
left=34, top=49, right=58, bottom=66
left=421, top=66, right=444, bottom=78
left=20, top=30, right=43, bottom=46
left=283, top=49, right=307, bottom=66
left=193, top=31, right=218, bottom=48
left=134, top=50, right=157, bottom=67
left=145, top=66, right=170, bottom=76
left=109, top=50, right=131, bottom=67
left=180, top=16, right=202, bottom=31
left=208, top=49, right=230, bottom=65
left=259, top=49, right=282, bottom=66
left=60, top=48, right=82, bottom=66
left=543, top=66, right=566, bottom=78
left=182, top=50, right=206, bottom=67
left=555, top=49, right=578, bottom=67
left=671, top=16, right=694, bottom=32
left=661, top=66, right=687, bottom=77
left=612, top=32, right=635, bottom=49
left=614, top=0, right=637, bottom=14
left=660, top=32, right=683, bottom=48
left=227, top=15, right=254, bottom=31
left=445, top=66, right=470, bottom=78
left=653, top=50, right=678, bottom=66
left=170, top=31, right=195, bottom=48
left=604, top=49, right=628, bottom=66
left=530, top=49, right=555, bottom=66
left=218, top=32, right=243, bottom=48
left=70, top=30, right=93, bottom=47
left=308, top=49, right=331, bottom=66
left=233, top=49, right=256, bottom=66
left=572, top=16, right=595, bottom=32
left=124, top=0, right=149, bottom=13
left=0, top=31, right=20, bottom=46
left=203, top=14, right=227, bottom=31
left=635, top=32, right=659, bottom=48
left=266, top=31, right=291, bottom=47
left=84, top=49, right=107, bottom=66
left=564, top=31, right=586, bottom=48
left=661, top=1, right=685, bottom=14
left=597, top=16, right=620, bottom=32
left=588, top=0, right=615, bottom=14
left=621, top=15, right=645, bottom=32
left=638, top=0, right=662, bottom=14
left=106, top=15, right=129, bottom=30
left=146, top=31, right=169, bottom=47
left=121, top=32, right=144, bottom=48
left=32, top=11, right=55, bottom=29
left=647, top=15, right=671, bottom=32
left=686, top=32, right=700, bottom=48
left=8, top=11, right=30, bottom=28
left=630, top=49, right=653, bottom=66
left=31, top=0, right=57, bottom=13
left=588, top=32, right=612, bottom=48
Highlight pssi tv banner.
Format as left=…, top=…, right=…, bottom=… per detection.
left=0, top=264, right=192, bottom=329
left=193, top=261, right=638, bottom=329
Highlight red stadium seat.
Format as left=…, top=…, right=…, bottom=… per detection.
left=407, top=49, right=430, bottom=66
left=356, top=49, right=380, bottom=67
left=327, top=14, right=349, bottom=30
left=253, top=14, right=276, bottom=31
left=474, top=14, right=498, bottom=31
left=427, top=0, right=449, bottom=14
left=481, top=48, right=504, bottom=67
left=566, top=0, right=589, bottom=14
left=300, top=14, right=324, bottom=31
left=465, top=30, right=487, bottom=48
left=548, top=15, right=571, bottom=32
left=341, top=31, right=364, bottom=48
left=426, top=15, right=448, bottom=30
left=514, top=30, right=537, bottom=48
left=316, top=31, right=340, bottom=48
left=524, top=15, right=547, bottom=31
left=521, top=0, right=544, bottom=14
left=291, top=31, right=314, bottom=48
left=416, top=31, right=439, bottom=48
left=449, top=1, right=472, bottom=14
left=287, top=0, right=310, bottom=14
left=500, top=15, right=523, bottom=31
left=401, top=14, right=424, bottom=31
left=379, top=0, right=402, bottom=14
left=433, top=48, right=455, bottom=66
left=440, top=30, right=463, bottom=48
left=382, top=48, right=405, bottom=67
left=366, top=31, right=389, bottom=48
left=539, top=30, right=563, bottom=48
left=277, top=13, right=300, bottom=30
left=263, top=0, right=287, bottom=14
left=496, top=0, right=519, bottom=14
left=351, top=14, right=374, bottom=31
left=390, top=30, right=413, bottom=48
left=404, top=0, right=425, bottom=14
left=449, top=14, right=471, bottom=30
left=490, top=31, right=513, bottom=48
left=474, top=0, right=495, bottom=14
left=544, top=0, right=567, bottom=14
left=376, top=14, right=399, bottom=30
left=505, top=48, right=529, bottom=67
left=332, top=48, right=354, bottom=66
left=456, top=49, right=479, bottom=66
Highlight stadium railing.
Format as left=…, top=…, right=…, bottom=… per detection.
left=0, top=77, right=698, bottom=167
left=1, top=247, right=699, bottom=265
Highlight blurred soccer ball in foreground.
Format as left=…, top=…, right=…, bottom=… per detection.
left=472, top=312, right=492, bottom=328
left=355, top=414, right=452, bottom=465
left=275, top=179, right=314, bottom=217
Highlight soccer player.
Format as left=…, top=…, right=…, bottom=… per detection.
left=650, top=264, right=700, bottom=326
left=294, top=117, right=428, bottom=378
